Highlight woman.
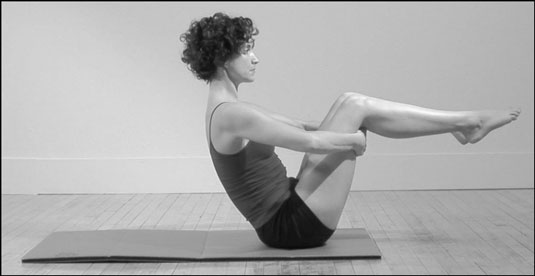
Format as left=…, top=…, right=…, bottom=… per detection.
left=180, top=13, right=521, bottom=249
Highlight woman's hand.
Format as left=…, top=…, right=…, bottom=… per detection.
left=352, top=128, right=367, bottom=156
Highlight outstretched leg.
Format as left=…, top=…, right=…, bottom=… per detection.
left=352, top=94, right=521, bottom=143
left=295, top=92, right=521, bottom=230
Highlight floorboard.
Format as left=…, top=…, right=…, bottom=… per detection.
left=2, top=189, right=533, bottom=275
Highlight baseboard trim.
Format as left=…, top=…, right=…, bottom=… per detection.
left=2, top=152, right=533, bottom=194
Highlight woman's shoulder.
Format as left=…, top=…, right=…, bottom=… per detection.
left=209, top=101, right=266, bottom=120
left=206, top=101, right=252, bottom=154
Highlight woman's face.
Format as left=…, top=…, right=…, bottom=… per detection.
left=225, top=42, right=259, bottom=85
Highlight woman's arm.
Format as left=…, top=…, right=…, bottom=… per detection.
left=242, top=102, right=320, bottom=131
left=218, top=103, right=365, bottom=155
left=270, top=116, right=321, bottom=131
left=301, top=120, right=321, bottom=131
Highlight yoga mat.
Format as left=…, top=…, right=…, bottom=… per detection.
left=21, top=228, right=381, bottom=263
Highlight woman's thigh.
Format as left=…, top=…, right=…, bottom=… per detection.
left=295, top=93, right=365, bottom=229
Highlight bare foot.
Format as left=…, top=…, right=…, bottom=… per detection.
left=461, top=107, right=521, bottom=144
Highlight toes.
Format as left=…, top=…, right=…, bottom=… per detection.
left=509, top=107, right=521, bottom=115
left=510, top=109, right=521, bottom=120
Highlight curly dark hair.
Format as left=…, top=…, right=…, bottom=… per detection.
left=180, top=12, right=259, bottom=83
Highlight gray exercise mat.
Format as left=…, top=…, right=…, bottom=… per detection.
left=21, top=228, right=381, bottom=263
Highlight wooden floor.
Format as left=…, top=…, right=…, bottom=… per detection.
left=2, top=189, right=533, bottom=275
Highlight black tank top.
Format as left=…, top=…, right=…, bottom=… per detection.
left=208, top=102, right=291, bottom=229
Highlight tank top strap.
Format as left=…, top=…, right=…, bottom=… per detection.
left=209, top=102, right=230, bottom=146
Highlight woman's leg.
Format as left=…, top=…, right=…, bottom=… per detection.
left=294, top=92, right=354, bottom=175
left=295, top=92, right=521, bottom=230
left=294, top=93, right=359, bottom=230
left=349, top=93, right=521, bottom=143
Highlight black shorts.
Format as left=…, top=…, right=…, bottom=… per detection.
left=255, top=177, right=335, bottom=249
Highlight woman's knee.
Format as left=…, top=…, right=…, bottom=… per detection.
left=337, top=91, right=365, bottom=102
left=340, top=92, right=371, bottom=111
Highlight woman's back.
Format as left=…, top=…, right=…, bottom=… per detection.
left=207, top=102, right=291, bottom=229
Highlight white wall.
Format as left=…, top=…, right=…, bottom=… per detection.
left=2, top=2, right=533, bottom=194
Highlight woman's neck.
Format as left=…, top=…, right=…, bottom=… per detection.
left=209, top=70, right=240, bottom=102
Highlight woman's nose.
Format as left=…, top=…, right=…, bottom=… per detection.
left=251, top=53, right=259, bottom=64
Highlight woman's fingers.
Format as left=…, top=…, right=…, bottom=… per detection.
left=354, top=128, right=367, bottom=156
